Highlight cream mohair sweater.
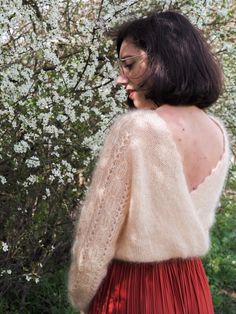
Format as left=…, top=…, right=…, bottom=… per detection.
left=68, top=109, right=231, bottom=312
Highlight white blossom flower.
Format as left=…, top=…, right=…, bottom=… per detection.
left=65, top=106, right=76, bottom=123
left=19, top=82, right=32, bottom=95
left=13, top=140, right=30, bottom=154
left=25, top=274, right=32, bottom=282
left=0, top=175, right=7, bottom=184
left=0, top=270, right=6, bottom=276
left=56, top=114, right=67, bottom=123
left=2, top=242, right=9, bottom=252
left=49, top=175, right=55, bottom=182
left=51, top=166, right=62, bottom=178
left=42, top=188, right=50, bottom=199
left=43, top=48, right=60, bottom=65
left=36, top=98, right=50, bottom=110
left=25, top=156, right=40, bottom=168
left=23, top=175, right=39, bottom=187
left=79, top=112, right=90, bottom=122
left=51, top=151, right=60, bottom=157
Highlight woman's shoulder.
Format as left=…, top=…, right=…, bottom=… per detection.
left=111, top=109, right=168, bottom=135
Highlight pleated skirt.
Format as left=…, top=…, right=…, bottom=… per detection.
left=88, top=257, right=214, bottom=314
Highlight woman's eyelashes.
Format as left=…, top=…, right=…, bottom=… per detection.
left=124, top=63, right=134, bottom=70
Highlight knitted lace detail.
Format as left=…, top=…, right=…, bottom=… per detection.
left=71, top=131, right=131, bottom=306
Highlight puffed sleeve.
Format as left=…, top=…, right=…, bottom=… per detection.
left=67, top=113, right=132, bottom=312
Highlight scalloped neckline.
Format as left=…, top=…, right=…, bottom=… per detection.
left=154, top=111, right=227, bottom=195
left=189, top=115, right=226, bottom=194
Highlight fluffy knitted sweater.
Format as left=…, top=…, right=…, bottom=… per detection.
left=68, top=109, right=231, bottom=312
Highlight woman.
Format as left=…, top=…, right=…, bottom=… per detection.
left=68, top=11, right=231, bottom=314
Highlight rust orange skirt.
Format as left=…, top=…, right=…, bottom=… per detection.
left=88, top=257, right=214, bottom=314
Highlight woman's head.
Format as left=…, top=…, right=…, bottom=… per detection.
left=116, top=11, right=223, bottom=109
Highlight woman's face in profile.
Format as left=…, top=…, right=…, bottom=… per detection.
left=116, top=39, right=154, bottom=109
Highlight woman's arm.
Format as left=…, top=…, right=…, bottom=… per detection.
left=67, top=115, right=131, bottom=312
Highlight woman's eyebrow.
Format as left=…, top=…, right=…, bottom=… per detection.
left=119, top=53, right=144, bottom=61
left=119, top=54, right=136, bottom=60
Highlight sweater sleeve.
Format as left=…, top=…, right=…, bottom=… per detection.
left=67, top=114, right=132, bottom=312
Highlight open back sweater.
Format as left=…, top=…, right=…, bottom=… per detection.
left=68, top=109, right=231, bottom=312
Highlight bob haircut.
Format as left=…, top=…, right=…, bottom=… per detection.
left=116, top=11, right=223, bottom=109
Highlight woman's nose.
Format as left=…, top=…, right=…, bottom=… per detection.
left=116, top=72, right=128, bottom=86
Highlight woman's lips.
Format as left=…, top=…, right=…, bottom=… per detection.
left=127, top=90, right=136, bottom=99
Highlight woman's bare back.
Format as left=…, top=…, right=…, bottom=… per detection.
left=156, top=104, right=225, bottom=193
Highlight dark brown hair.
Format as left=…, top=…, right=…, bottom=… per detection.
left=116, top=10, right=223, bottom=109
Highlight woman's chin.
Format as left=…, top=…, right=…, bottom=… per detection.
left=131, top=96, right=145, bottom=109
left=127, top=91, right=155, bottom=109
left=133, top=98, right=157, bottom=110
